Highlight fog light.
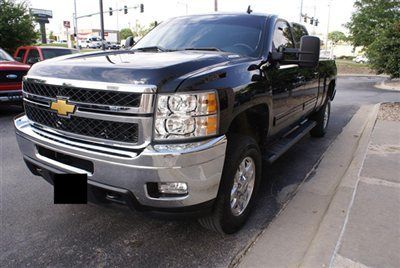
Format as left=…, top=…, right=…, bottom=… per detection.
left=158, top=182, right=188, bottom=195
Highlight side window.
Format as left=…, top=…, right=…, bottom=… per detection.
left=16, top=49, right=26, bottom=62
left=292, top=24, right=309, bottom=48
left=273, top=21, right=295, bottom=51
left=26, top=49, right=40, bottom=64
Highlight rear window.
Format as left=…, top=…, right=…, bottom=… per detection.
left=41, top=48, right=77, bottom=60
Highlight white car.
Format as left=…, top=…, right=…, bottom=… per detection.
left=353, top=55, right=369, bottom=64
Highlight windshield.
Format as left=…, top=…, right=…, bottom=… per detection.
left=41, top=48, right=77, bottom=60
left=0, top=48, right=15, bottom=61
left=134, top=15, right=265, bottom=57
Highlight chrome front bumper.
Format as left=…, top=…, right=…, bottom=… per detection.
left=0, top=90, right=22, bottom=102
left=15, top=115, right=227, bottom=209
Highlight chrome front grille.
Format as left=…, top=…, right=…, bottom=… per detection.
left=25, top=102, right=139, bottom=143
left=22, top=76, right=156, bottom=149
left=23, top=80, right=142, bottom=107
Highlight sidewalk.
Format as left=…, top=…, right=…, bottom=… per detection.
left=237, top=103, right=400, bottom=268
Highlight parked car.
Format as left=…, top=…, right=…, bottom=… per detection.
left=14, top=13, right=337, bottom=234
left=107, top=42, right=120, bottom=50
left=14, top=46, right=78, bottom=65
left=353, top=55, right=369, bottom=64
left=0, top=48, right=30, bottom=103
left=320, top=50, right=336, bottom=60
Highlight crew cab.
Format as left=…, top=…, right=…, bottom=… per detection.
left=14, top=13, right=336, bottom=234
left=0, top=48, right=30, bottom=102
left=14, top=46, right=78, bottom=65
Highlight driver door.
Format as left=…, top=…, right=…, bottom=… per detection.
left=268, top=20, right=304, bottom=133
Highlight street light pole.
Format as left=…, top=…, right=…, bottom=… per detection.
left=73, top=0, right=79, bottom=51
left=214, top=0, right=218, bottom=12
left=99, top=0, right=105, bottom=50
left=299, top=0, right=304, bottom=23
left=326, top=0, right=332, bottom=50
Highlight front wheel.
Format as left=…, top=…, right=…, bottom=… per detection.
left=198, top=134, right=261, bottom=234
left=310, top=99, right=331, bottom=137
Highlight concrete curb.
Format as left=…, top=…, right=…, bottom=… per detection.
left=237, top=104, right=380, bottom=268
left=337, top=74, right=389, bottom=78
left=374, top=80, right=400, bottom=91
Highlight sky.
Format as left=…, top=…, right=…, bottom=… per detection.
left=24, top=0, right=356, bottom=37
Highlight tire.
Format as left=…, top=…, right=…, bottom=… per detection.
left=310, top=99, right=331, bottom=137
left=198, top=134, right=262, bottom=234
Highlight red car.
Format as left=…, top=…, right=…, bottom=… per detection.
left=14, top=46, right=78, bottom=65
left=0, top=48, right=30, bottom=103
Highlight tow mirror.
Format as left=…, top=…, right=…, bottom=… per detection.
left=124, top=36, right=134, bottom=48
left=298, top=36, right=320, bottom=68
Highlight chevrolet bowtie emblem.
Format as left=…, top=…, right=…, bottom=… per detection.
left=50, top=99, right=76, bottom=116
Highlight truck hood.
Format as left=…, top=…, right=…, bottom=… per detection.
left=28, top=50, right=238, bottom=92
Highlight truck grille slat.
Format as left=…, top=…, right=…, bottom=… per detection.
left=23, top=80, right=141, bottom=107
left=25, top=103, right=139, bottom=143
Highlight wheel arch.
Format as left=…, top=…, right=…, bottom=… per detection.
left=226, top=103, right=270, bottom=147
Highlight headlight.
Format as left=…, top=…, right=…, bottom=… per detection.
left=154, top=91, right=218, bottom=140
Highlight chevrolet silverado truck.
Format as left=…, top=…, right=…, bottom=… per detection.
left=15, top=13, right=336, bottom=234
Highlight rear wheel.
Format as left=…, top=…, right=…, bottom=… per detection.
left=198, top=134, right=261, bottom=234
left=310, top=99, right=331, bottom=137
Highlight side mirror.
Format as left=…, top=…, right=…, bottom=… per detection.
left=299, top=36, right=320, bottom=68
left=14, top=56, right=22, bottom=62
left=124, top=36, right=134, bottom=48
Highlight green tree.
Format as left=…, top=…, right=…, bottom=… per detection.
left=328, top=31, right=347, bottom=45
left=132, top=21, right=150, bottom=39
left=346, top=0, right=400, bottom=77
left=48, top=30, right=57, bottom=42
left=119, top=28, right=133, bottom=40
left=346, top=0, right=399, bottom=47
left=367, top=22, right=400, bottom=78
left=0, top=0, right=38, bottom=54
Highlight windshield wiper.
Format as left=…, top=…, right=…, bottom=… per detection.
left=183, top=47, right=223, bottom=52
left=134, top=46, right=172, bottom=52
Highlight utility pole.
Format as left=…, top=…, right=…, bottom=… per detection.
left=73, top=0, right=79, bottom=51
left=299, top=0, right=304, bottom=23
left=312, top=0, right=316, bottom=34
left=116, top=1, right=119, bottom=32
left=326, top=0, right=332, bottom=50
left=214, top=0, right=218, bottom=12
left=99, top=0, right=105, bottom=50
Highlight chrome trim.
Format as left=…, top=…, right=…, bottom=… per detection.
left=0, top=89, right=22, bottom=94
left=23, top=90, right=155, bottom=114
left=24, top=75, right=157, bottom=93
left=279, top=64, right=298, bottom=69
left=29, top=117, right=152, bottom=150
left=23, top=97, right=49, bottom=108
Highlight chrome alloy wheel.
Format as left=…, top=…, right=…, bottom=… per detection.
left=323, top=104, right=330, bottom=129
left=230, top=156, right=256, bottom=216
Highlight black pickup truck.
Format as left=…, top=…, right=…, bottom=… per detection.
left=15, top=13, right=336, bottom=234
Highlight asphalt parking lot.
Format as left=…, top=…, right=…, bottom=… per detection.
left=1, top=76, right=399, bottom=267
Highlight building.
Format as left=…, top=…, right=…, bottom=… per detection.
left=78, top=29, right=120, bottom=43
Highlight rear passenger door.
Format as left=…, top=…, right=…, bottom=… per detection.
left=268, top=20, right=304, bottom=131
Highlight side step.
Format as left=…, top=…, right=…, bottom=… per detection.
left=263, top=120, right=317, bottom=164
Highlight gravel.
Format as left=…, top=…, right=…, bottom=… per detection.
left=378, top=102, right=400, bottom=121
